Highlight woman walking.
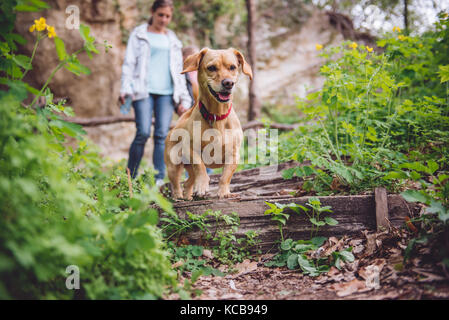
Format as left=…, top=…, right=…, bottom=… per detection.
left=119, top=0, right=191, bottom=186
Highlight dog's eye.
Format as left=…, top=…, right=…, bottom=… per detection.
left=229, top=65, right=236, bottom=71
left=207, top=65, right=217, bottom=72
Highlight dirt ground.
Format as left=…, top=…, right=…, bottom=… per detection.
left=170, top=228, right=449, bottom=300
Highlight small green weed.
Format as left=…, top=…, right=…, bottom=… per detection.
left=264, top=237, right=354, bottom=276
left=264, top=198, right=338, bottom=239
left=264, top=200, right=346, bottom=277
left=384, top=160, right=449, bottom=264
left=160, top=210, right=261, bottom=266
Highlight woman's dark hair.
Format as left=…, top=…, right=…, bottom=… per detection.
left=148, top=0, right=174, bottom=25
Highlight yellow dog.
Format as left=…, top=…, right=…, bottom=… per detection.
left=164, top=47, right=253, bottom=200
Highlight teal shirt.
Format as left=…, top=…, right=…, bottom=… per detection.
left=146, top=32, right=174, bottom=95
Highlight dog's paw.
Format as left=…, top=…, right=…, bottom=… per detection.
left=184, top=193, right=193, bottom=201
left=193, top=176, right=210, bottom=197
left=218, top=187, right=236, bottom=199
left=193, top=183, right=209, bottom=197
left=172, top=190, right=183, bottom=200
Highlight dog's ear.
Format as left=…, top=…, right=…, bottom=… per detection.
left=181, top=47, right=209, bottom=74
left=233, top=49, right=253, bottom=80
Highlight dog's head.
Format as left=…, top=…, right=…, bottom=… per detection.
left=181, top=48, right=253, bottom=103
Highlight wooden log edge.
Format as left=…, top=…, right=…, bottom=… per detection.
left=162, top=193, right=418, bottom=252
left=375, top=187, right=390, bottom=232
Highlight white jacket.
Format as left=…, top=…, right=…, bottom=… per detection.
left=120, top=23, right=192, bottom=107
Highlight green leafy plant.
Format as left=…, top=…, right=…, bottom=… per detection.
left=265, top=198, right=338, bottom=240
left=0, top=1, right=176, bottom=299
left=331, top=248, right=355, bottom=270
left=264, top=199, right=344, bottom=276
left=384, top=160, right=448, bottom=222
left=276, top=14, right=449, bottom=196
left=303, top=197, right=338, bottom=237
left=160, top=209, right=261, bottom=266
left=263, top=202, right=294, bottom=242
left=265, top=237, right=354, bottom=276
left=167, top=243, right=224, bottom=277
left=384, top=160, right=449, bottom=265
left=208, top=211, right=261, bottom=265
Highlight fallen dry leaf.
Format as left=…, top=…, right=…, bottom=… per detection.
left=413, top=269, right=446, bottom=282
left=279, top=189, right=296, bottom=195
left=328, top=266, right=340, bottom=276
left=229, top=280, right=238, bottom=291
left=202, top=249, right=213, bottom=259
left=405, top=216, right=418, bottom=234
left=359, top=259, right=386, bottom=290
left=329, top=278, right=371, bottom=297
left=352, top=245, right=365, bottom=255
left=221, top=293, right=243, bottom=299
left=359, top=259, right=386, bottom=280
left=363, top=231, right=377, bottom=257
left=233, top=259, right=258, bottom=276
left=171, top=260, right=184, bottom=269
left=324, top=237, right=345, bottom=256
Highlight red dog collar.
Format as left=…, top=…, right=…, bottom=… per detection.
left=199, top=101, right=232, bottom=126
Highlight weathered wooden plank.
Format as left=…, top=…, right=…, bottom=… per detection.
left=170, top=194, right=415, bottom=253
left=375, top=187, right=389, bottom=232
left=162, top=162, right=419, bottom=253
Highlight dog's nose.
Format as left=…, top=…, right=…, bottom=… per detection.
left=222, top=79, right=234, bottom=90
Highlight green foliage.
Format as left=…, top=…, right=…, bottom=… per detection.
left=175, top=0, right=244, bottom=47
left=257, top=0, right=313, bottom=31
left=384, top=160, right=448, bottom=222
left=132, top=0, right=245, bottom=48
left=265, top=198, right=338, bottom=240
left=303, top=197, right=338, bottom=237
left=0, top=2, right=176, bottom=299
left=271, top=14, right=449, bottom=272
left=211, top=212, right=261, bottom=265
left=263, top=202, right=293, bottom=242
left=166, top=243, right=224, bottom=277
left=265, top=237, right=354, bottom=276
left=261, top=102, right=303, bottom=125
left=277, top=14, right=449, bottom=195
left=160, top=209, right=261, bottom=266
left=384, top=160, right=449, bottom=265
left=264, top=200, right=344, bottom=277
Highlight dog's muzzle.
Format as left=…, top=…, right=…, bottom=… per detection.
left=208, top=84, right=232, bottom=103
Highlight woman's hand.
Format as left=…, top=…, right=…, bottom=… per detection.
left=119, top=94, right=133, bottom=106
left=176, top=104, right=188, bottom=116
left=119, top=94, right=127, bottom=105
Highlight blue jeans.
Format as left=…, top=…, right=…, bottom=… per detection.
left=127, top=94, right=174, bottom=180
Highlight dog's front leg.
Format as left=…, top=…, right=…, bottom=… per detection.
left=218, top=163, right=237, bottom=199
left=218, top=130, right=242, bottom=199
left=191, top=152, right=210, bottom=198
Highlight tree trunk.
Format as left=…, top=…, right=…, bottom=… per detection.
left=246, top=0, right=261, bottom=121
left=403, top=0, right=409, bottom=34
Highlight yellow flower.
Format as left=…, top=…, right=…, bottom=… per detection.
left=398, top=35, right=407, bottom=41
left=47, top=25, right=56, bottom=38
left=419, top=43, right=423, bottom=48
left=34, top=17, right=47, bottom=32
left=29, top=24, right=36, bottom=33
left=315, top=44, right=323, bottom=51
left=349, top=42, right=358, bottom=49
left=366, top=46, right=373, bottom=52
left=392, top=26, right=401, bottom=33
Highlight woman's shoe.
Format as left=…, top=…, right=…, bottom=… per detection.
left=156, top=179, right=165, bottom=188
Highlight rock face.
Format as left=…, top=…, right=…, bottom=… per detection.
left=16, top=0, right=138, bottom=117
left=256, top=10, right=344, bottom=103
left=15, top=0, right=140, bottom=161
left=15, top=1, right=345, bottom=162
